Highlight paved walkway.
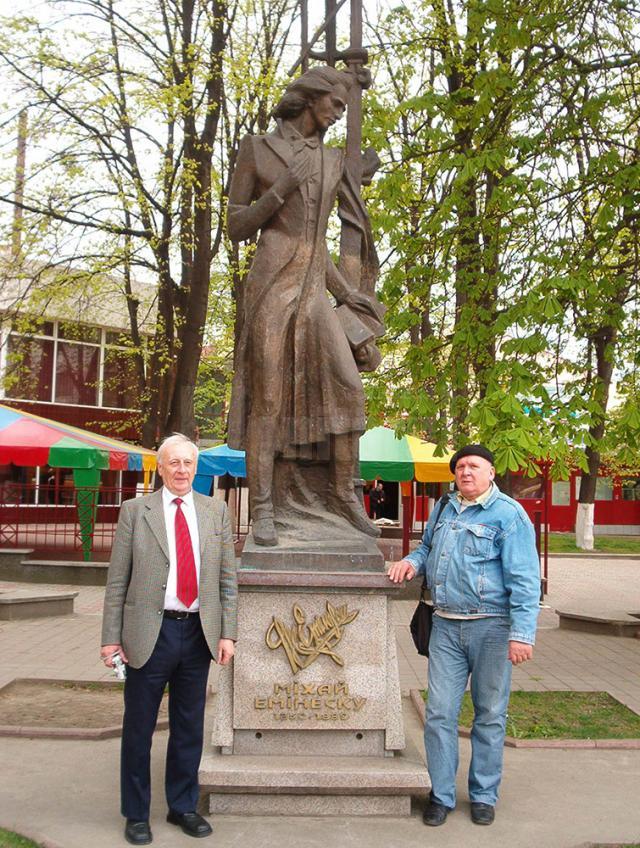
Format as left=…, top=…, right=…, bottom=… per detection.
left=1, top=556, right=639, bottom=847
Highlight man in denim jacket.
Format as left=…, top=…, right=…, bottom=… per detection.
left=389, top=444, right=540, bottom=828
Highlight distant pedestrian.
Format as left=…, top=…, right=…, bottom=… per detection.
left=369, top=481, right=385, bottom=519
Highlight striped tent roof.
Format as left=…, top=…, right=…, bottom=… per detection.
left=0, top=403, right=156, bottom=472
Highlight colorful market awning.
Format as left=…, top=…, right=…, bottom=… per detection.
left=359, top=426, right=454, bottom=483
left=0, top=403, right=157, bottom=473
left=193, top=443, right=246, bottom=494
left=198, top=443, right=247, bottom=478
left=195, top=427, right=454, bottom=484
left=0, top=403, right=156, bottom=561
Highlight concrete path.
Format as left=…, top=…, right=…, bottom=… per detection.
left=1, top=556, right=640, bottom=847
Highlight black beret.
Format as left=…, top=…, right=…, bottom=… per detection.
left=449, top=444, right=495, bottom=473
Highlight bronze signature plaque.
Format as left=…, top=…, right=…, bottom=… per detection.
left=265, top=601, right=360, bottom=674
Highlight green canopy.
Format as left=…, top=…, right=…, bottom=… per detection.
left=359, top=426, right=454, bottom=482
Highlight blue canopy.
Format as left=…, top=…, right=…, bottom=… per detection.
left=194, top=444, right=246, bottom=493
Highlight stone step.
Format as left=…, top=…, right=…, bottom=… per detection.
left=0, top=589, right=78, bottom=620
left=200, top=751, right=430, bottom=792
left=0, top=549, right=35, bottom=580
left=556, top=607, right=640, bottom=637
left=0, top=558, right=108, bottom=586
left=200, top=695, right=429, bottom=817
left=199, top=751, right=430, bottom=816
left=205, top=792, right=413, bottom=817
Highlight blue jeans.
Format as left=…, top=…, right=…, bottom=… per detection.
left=425, top=614, right=512, bottom=809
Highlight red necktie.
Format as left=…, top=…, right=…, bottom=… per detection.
left=174, top=498, right=197, bottom=608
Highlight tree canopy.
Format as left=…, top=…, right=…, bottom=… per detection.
left=0, top=0, right=296, bottom=444
left=361, top=0, right=640, bottom=482
left=1, top=0, right=639, bottom=496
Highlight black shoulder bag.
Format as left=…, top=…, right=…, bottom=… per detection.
left=409, top=494, right=449, bottom=657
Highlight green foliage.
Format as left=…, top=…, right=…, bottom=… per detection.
left=194, top=347, right=233, bottom=440
left=362, top=0, right=640, bottom=481
left=0, top=0, right=296, bottom=443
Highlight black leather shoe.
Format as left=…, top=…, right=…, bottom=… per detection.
left=166, top=811, right=213, bottom=838
left=422, top=800, right=449, bottom=826
left=471, top=802, right=495, bottom=825
left=124, top=820, right=152, bottom=845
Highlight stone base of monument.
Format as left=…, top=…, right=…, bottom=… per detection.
left=199, top=569, right=429, bottom=816
left=241, top=533, right=384, bottom=572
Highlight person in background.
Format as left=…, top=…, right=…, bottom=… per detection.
left=369, top=481, right=385, bottom=519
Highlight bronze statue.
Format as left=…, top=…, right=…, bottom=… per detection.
left=227, top=66, right=384, bottom=548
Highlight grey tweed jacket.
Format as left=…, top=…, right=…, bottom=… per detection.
left=101, top=488, right=238, bottom=668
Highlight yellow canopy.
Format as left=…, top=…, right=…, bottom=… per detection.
left=406, top=436, right=455, bottom=483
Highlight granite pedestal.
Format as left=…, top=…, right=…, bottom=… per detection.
left=200, top=565, right=429, bottom=815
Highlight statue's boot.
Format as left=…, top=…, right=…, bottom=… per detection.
left=247, top=421, right=278, bottom=546
left=327, top=490, right=380, bottom=537
left=252, top=516, right=278, bottom=546
left=328, top=434, right=380, bottom=538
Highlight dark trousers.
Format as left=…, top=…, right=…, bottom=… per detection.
left=121, top=615, right=212, bottom=821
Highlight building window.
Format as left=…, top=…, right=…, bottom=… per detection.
left=574, top=477, right=614, bottom=501
left=594, top=477, right=613, bottom=501
left=102, top=347, right=139, bottom=410
left=58, top=322, right=101, bottom=344
left=552, top=481, right=571, bottom=506
left=621, top=478, right=640, bottom=501
left=5, top=335, right=54, bottom=402
left=55, top=341, right=99, bottom=405
left=2, top=320, right=140, bottom=411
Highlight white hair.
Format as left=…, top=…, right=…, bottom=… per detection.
left=157, top=433, right=198, bottom=464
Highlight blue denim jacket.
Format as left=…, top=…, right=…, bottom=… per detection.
left=405, top=485, right=540, bottom=644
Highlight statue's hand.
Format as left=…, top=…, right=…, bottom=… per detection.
left=344, top=291, right=381, bottom=323
left=345, top=290, right=371, bottom=310
left=342, top=289, right=384, bottom=326
left=273, top=155, right=311, bottom=198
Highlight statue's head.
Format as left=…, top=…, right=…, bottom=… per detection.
left=273, top=66, right=353, bottom=130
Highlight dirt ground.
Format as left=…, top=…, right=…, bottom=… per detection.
left=0, top=679, right=168, bottom=729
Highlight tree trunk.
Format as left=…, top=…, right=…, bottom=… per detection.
left=165, top=0, right=227, bottom=439
left=575, top=502, right=595, bottom=551
left=576, top=327, right=616, bottom=549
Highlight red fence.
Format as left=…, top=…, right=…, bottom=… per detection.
left=0, top=483, right=142, bottom=560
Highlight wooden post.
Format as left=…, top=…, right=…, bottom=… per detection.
left=339, top=0, right=367, bottom=289
left=300, top=0, right=308, bottom=72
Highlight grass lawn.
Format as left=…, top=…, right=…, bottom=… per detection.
left=548, top=533, right=640, bottom=554
left=0, top=829, right=40, bottom=848
left=421, top=690, right=640, bottom=739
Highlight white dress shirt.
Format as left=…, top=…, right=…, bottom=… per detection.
left=162, top=486, right=201, bottom=611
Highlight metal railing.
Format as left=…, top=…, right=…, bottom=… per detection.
left=0, top=482, right=142, bottom=560
left=0, top=481, right=250, bottom=558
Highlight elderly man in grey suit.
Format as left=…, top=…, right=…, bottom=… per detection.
left=101, top=433, right=237, bottom=846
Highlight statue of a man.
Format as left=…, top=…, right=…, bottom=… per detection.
left=227, top=66, right=383, bottom=547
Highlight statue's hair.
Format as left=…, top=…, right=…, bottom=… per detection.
left=272, top=66, right=352, bottom=120
left=157, top=432, right=198, bottom=464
